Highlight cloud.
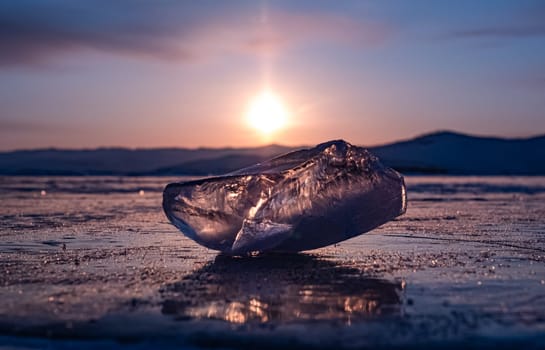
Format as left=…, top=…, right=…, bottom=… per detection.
left=241, top=12, right=389, bottom=54
left=0, top=1, right=205, bottom=65
left=509, top=73, right=545, bottom=90
left=444, top=3, right=545, bottom=40
left=447, top=26, right=545, bottom=40
left=0, top=119, right=59, bottom=132
left=0, top=1, right=390, bottom=67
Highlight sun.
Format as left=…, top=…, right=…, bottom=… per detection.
left=246, top=91, right=288, bottom=135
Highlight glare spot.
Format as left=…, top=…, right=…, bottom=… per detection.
left=246, top=91, right=288, bottom=135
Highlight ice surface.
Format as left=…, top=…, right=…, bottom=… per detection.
left=163, top=140, right=407, bottom=255
left=3, top=176, right=545, bottom=347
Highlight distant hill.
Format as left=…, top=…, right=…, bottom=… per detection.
left=0, top=145, right=292, bottom=176
left=370, top=131, right=545, bottom=175
left=0, top=131, right=544, bottom=175
left=148, top=154, right=267, bottom=176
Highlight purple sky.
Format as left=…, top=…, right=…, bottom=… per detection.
left=1, top=0, right=544, bottom=150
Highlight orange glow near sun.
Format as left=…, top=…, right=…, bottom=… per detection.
left=246, top=91, right=288, bottom=135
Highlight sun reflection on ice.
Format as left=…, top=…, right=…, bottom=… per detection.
left=161, top=254, right=402, bottom=325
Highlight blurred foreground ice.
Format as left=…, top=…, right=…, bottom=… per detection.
left=163, top=140, right=406, bottom=255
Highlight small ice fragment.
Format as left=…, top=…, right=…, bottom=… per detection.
left=163, top=140, right=407, bottom=255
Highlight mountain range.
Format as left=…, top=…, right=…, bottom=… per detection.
left=1, top=131, right=544, bottom=175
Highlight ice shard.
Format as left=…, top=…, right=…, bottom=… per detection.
left=163, top=140, right=406, bottom=255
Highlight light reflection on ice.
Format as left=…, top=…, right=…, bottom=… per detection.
left=161, top=254, right=402, bottom=324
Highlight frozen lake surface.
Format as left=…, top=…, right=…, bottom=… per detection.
left=0, top=176, right=544, bottom=349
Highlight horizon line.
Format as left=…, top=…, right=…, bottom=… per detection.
left=1, top=129, right=544, bottom=153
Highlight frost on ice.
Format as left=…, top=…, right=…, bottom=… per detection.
left=163, top=140, right=407, bottom=255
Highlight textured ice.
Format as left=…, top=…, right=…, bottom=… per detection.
left=163, top=140, right=407, bottom=255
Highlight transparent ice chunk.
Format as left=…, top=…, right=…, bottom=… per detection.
left=163, top=140, right=406, bottom=255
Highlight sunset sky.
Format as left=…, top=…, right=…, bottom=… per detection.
left=1, top=0, right=544, bottom=150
